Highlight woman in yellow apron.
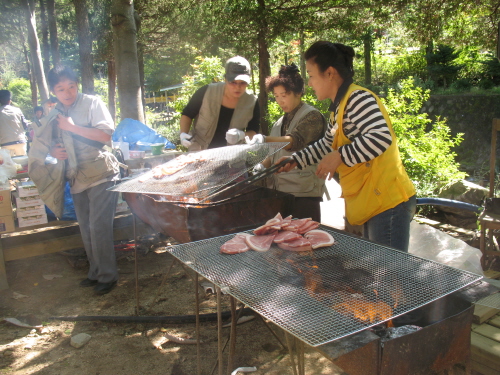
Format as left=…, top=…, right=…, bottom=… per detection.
left=278, top=41, right=416, bottom=252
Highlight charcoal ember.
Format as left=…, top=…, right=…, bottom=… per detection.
left=372, top=325, right=422, bottom=346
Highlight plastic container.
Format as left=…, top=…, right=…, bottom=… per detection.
left=150, top=143, right=164, bottom=155
left=129, top=150, right=145, bottom=159
left=112, top=141, right=130, bottom=160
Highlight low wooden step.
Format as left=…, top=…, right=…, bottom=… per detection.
left=471, top=331, right=500, bottom=370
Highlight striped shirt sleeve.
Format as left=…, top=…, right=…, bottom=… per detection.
left=292, top=90, right=392, bottom=169
left=339, top=90, right=392, bottom=167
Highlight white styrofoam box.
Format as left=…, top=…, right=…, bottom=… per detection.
left=15, top=195, right=45, bottom=208
left=16, top=204, right=46, bottom=218
left=18, top=214, right=48, bottom=228
left=17, top=184, right=40, bottom=198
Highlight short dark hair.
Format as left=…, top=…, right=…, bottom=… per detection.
left=304, top=41, right=355, bottom=80
left=34, top=106, right=43, bottom=113
left=47, top=65, right=79, bottom=90
left=265, top=63, right=304, bottom=96
left=0, top=90, right=12, bottom=106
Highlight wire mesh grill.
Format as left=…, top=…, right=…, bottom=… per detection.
left=166, top=225, right=482, bottom=347
left=109, top=143, right=288, bottom=200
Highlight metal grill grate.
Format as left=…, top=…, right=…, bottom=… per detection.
left=166, top=225, right=482, bottom=347
left=109, top=143, right=288, bottom=201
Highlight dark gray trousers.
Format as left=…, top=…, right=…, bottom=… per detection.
left=72, top=181, right=119, bottom=283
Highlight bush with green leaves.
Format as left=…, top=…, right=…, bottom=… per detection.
left=383, top=77, right=467, bottom=197
left=426, top=45, right=462, bottom=88
left=7, top=78, right=32, bottom=117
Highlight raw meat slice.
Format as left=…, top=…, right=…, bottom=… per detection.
left=297, top=220, right=320, bottom=234
left=245, top=234, right=276, bottom=252
left=254, top=214, right=284, bottom=235
left=273, top=231, right=303, bottom=243
left=220, top=233, right=252, bottom=254
left=304, top=230, right=335, bottom=249
left=277, top=237, right=313, bottom=252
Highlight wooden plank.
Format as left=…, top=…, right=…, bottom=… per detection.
left=471, top=359, right=500, bottom=375
left=474, top=323, right=500, bottom=342
left=471, top=332, right=500, bottom=369
left=484, top=270, right=500, bottom=280
left=474, top=304, right=500, bottom=324
left=3, top=221, right=153, bottom=261
left=490, top=315, right=500, bottom=329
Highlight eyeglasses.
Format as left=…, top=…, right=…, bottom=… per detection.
left=228, top=81, right=248, bottom=88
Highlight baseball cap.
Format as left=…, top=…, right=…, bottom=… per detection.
left=225, top=56, right=251, bottom=83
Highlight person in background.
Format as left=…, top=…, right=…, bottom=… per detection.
left=249, top=64, right=327, bottom=221
left=179, top=56, right=260, bottom=150
left=34, top=106, right=44, bottom=120
left=278, top=41, right=416, bottom=252
left=29, top=65, right=121, bottom=295
left=0, top=90, right=28, bottom=156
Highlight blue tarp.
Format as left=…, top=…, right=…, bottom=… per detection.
left=112, top=118, right=176, bottom=150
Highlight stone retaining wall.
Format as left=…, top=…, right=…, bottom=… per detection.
left=421, top=94, right=500, bottom=175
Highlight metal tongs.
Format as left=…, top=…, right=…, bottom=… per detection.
left=199, top=156, right=294, bottom=203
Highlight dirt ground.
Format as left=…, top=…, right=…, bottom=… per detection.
left=0, top=234, right=347, bottom=375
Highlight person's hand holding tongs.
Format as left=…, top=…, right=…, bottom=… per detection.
left=274, top=156, right=297, bottom=173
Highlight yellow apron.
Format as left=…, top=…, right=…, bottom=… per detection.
left=332, top=84, right=415, bottom=225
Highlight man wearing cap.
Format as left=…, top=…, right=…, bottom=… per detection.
left=180, top=56, right=260, bottom=150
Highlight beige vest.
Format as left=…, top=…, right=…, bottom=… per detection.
left=189, top=82, right=256, bottom=150
left=268, top=103, right=326, bottom=197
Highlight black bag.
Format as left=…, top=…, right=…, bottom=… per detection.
left=484, top=197, right=500, bottom=215
left=111, top=148, right=129, bottom=179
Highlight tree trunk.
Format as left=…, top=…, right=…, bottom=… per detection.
left=47, top=0, right=60, bottom=66
left=363, top=31, right=372, bottom=85
left=257, top=33, right=270, bottom=135
left=73, top=0, right=94, bottom=94
left=111, top=0, right=144, bottom=123
left=23, top=43, right=38, bottom=107
left=299, top=31, right=306, bottom=83
left=39, top=0, right=50, bottom=75
left=21, top=0, right=49, bottom=103
left=107, top=59, right=116, bottom=122
left=257, top=0, right=270, bottom=135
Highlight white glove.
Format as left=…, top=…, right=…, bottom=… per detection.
left=245, top=134, right=266, bottom=145
left=225, top=128, right=245, bottom=145
left=180, top=132, right=192, bottom=148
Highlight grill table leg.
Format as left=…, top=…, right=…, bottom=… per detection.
left=195, top=273, right=201, bottom=375
left=216, top=286, right=224, bottom=375
left=227, top=297, right=237, bottom=374
left=285, top=332, right=299, bottom=375
left=133, top=214, right=140, bottom=315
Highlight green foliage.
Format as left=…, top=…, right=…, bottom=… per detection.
left=7, top=78, right=32, bottom=117
left=426, top=45, right=462, bottom=88
left=383, top=77, right=467, bottom=197
left=173, top=56, right=225, bottom=115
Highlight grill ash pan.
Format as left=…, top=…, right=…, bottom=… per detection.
left=123, top=187, right=294, bottom=244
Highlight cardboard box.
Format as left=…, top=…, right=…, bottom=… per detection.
left=18, top=214, right=48, bottom=228
left=17, top=204, right=46, bottom=218
left=0, top=189, right=13, bottom=216
left=17, top=184, right=40, bottom=198
left=15, top=195, right=45, bottom=208
left=0, top=214, right=15, bottom=234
